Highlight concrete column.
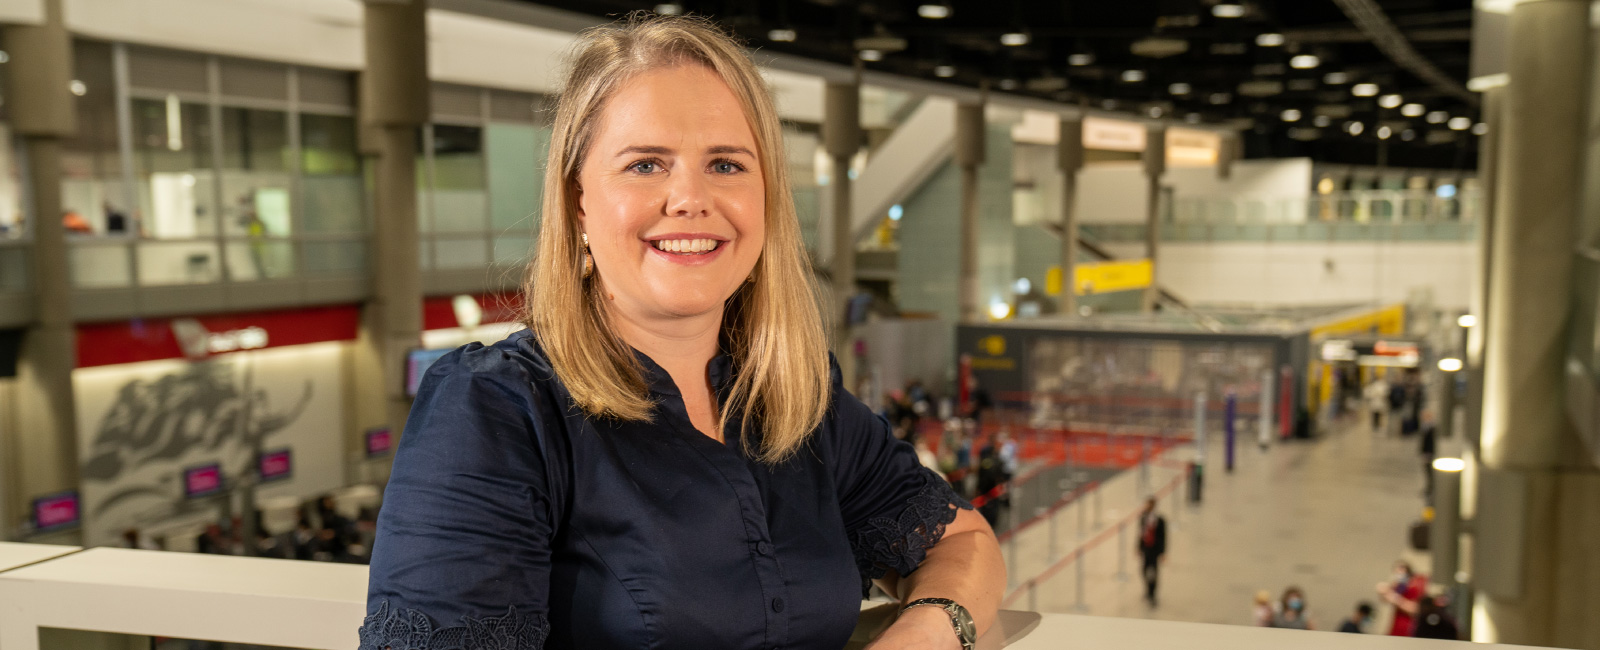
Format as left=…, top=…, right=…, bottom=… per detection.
left=1057, top=117, right=1084, bottom=316
left=2, top=0, right=79, bottom=541
left=354, top=0, right=427, bottom=456
left=955, top=102, right=984, bottom=322
left=1142, top=125, right=1167, bottom=313
left=1473, top=1, right=1599, bottom=645
left=823, top=81, right=859, bottom=375
left=1465, top=85, right=1503, bottom=451
left=1216, top=132, right=1239, bottom=181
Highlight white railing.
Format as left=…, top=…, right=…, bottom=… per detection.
left=1173, top=189, right=1483, bottom=226
left=0, top=540, right=1534, bottom=649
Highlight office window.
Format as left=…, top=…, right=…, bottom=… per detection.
left=428, top=124, right=488, bottom=234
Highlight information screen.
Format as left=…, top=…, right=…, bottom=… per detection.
left=32, top=491, right=80, bottom=532
left=405, top=348, right=454, bottom=397
left=183, top=463, right=224, bottom=498
left=259, top=449, right=292, bottom=482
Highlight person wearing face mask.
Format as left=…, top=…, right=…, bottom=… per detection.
left=1271, top=587, right=1314, bottom=630
left=1377, top=560, right=1427, bottom=636
left=1337, top=602, right=1375, bottom=633
left=361, top=14, right=1004, bottom=650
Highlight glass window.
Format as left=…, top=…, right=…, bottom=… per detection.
left=220, top=107, right=291, bottom=240
left=300, top=113, right=363, bottom=234
left=132, top=97, right=217, bottom=240
left=62, top=41, right=131, bottom=237
left=485, top=122, right=547, bottom=262
left=428, top=124, right=487, bottom=233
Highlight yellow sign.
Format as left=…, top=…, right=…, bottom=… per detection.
left=1045, top=266, right=1064, bottom=296
left=1073, top=259, right=1153, bottom=296
left=977, top=335, right=1006, bottom=357
left=1309, top=304, right=1406, bottom=340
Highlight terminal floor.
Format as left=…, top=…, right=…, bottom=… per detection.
left=1004, top=415, right=1433, bottom=634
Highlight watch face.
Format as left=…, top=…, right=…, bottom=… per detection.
left=951, top=605, right=977, bottom=644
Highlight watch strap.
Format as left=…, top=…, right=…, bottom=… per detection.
left=901, top=597, right=976, bottom=649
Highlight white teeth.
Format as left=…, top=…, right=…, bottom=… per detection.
left=653, top=239, right=719, bottom=253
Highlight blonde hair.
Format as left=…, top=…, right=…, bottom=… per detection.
left=522, top=14, right=830, bottom=463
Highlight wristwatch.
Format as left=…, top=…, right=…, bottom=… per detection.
left=901, top=597, right=977, bottom=650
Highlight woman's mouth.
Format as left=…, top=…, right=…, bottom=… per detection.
left=650, top=238, right=723, bottom=255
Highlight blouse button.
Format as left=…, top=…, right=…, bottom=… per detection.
left=771, top=597, right=786, bottom=613
left=756, top=541, right=773, bottom=556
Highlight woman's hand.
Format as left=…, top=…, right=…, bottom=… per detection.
left=863, top=605, right=963, bottom=650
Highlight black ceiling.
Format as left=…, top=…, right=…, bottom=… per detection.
left=522, top=0, right=1481, bottom=169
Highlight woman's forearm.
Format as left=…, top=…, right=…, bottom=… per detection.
left=880, top=510, right=1006, bottom=635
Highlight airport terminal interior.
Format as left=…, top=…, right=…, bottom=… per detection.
left=0, top=0, right=1598, bottom=648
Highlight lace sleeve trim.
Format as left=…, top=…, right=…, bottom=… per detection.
left=848, top=468, right=974, bottom=593
left=358, top=601, right=550, bottom=650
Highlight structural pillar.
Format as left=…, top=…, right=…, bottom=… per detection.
left=955, top=102, right=985, bottom=322
left=1057, top=116, right=1084, bottom=316
left=1474, top=1, right=1600, bottom=646
left=1464, top=85, right=1503, bottom=452
left=2, top=0, right=79, bottom=541
left=1141, top=125, right=1166, bottom=313
left=823, top=81, right=860, bottom=380
left=354, top=0, right=427, bottom=466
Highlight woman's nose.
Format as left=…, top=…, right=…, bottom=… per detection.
left=664, top=168, right=710, bottom=218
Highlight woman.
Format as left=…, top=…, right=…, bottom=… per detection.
left=361, top=14, right=1004, bottom=650
left=1271, top=586, right=1314, bottom=630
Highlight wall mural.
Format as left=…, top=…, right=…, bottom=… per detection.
left=75, top=343, right=345, bottom=547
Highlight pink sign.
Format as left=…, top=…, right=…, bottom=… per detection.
left=184, top=464, right=222, bottom=498
left=260, top=449, right=292, bottom=481
left=366, top=428, right=393, bottom=457
left=33, top=492, right=79, bottom=531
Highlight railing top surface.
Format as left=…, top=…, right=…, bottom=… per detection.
left=0, top=542, right=1548, bottom=649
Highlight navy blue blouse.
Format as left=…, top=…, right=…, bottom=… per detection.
left=361, top=329, right=970, bottom=650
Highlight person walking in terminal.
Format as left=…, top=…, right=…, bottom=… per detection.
left=1136, top=497, right=1167, bottom=607
left=362, top=14, right=1004, bottom=650
left=1377, top=560, right=1428, bottom=636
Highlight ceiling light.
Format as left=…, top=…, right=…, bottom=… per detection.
left=1185, top=112, right=1202, bottom=123
left=1169, top=82, right=1192, bottom=95
left=1209, top=92, right=1232, bottom=105
left=1101, top=99, right=1119, bottom=110
left=69, top=80, right=87, bottom=96
left=1351, top=83, right=1378, bottom=97
left=1472, top=123, right=1489, bottom=135
left=1313, top=115, right=1331, bottom=127
left=1287, top=79, right=1318, bottom=91
left=859, top=49, right=882, bottom=62
left=1121, top=69, right=1146, bottom=83
left=1437, top=358, right=1463, bottom=373
left=0, top=51, right=10, bottom=64
left=1238, top=79, right=1284, bottom=97
left=998, top=78, right=1019, bottom=90
left=1027, top=75, right=1068, bottom=91
left=1433, top=457, right=1466, bottom=472
left=1212, top=3, right=1246, bottom=18
left=1001, top=31, right=1030, bottom=46
left=1346, top=121, right=1364, bottom=135
left=1132, top=37, right=1189, bottom=58
left=1377, top=126, right=1393, bottom=139
left=1256, top=33, right=1286, bottom=47
left=1427, top=110, right=1449, bottom=124
left=1378, top=94, right=1402, bottom=109
left=1448, top=116, right=1472, bottom=130
left=1289, top=54, right=1320, bottom=69
left=1281, top=108, right=1302, bottom=122
left=1322, top=72, right=1349, bottom=85
left=1148, top=106, right=1165, bottom=118
left=1068, top=52, right=1095, bottom=66
left=934, top=65, right=956, bottom=78
left=1401, top=129, right=1416, bottom=141
left=653, top=3, right=682, bottom=16
left=1458, top=314, right=1477, bottom=328
left=768, top=28, right=796, bottom=42
left=1401, top=103, right=1425, bottom=117
left=917, top=3, right=952, bottom=19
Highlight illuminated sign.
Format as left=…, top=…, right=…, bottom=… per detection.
left=366, top=428, right=394, bottom=457
left=1166, top=128, right=1221, bottom=166
left=1074, top=259, right=1153, bottom=295
left=183, top=464, right=224, bottom=499
left=1083, top=116, right=1147, bottom=152
left=1320, top=339, right=1356, bottom=361
left=259, top=449, right=293, bottom=482
left=32, top=491, right=80, bottom=532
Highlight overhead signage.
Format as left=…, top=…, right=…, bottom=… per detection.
left=1082, top=116, right=1147, bottom=152
left=76, top=305, right=362, bottom=368
left=1320, top=339, right=1357, bottom=362
left=1166, top=128, right=1221, bottom=166
left=1074, top=259, right=1153, bottom=296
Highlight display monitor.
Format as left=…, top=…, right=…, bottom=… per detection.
left=405, top=348, right=454, bottom=397
left=259, top=448, right=292, bottom=482
left=366, top=428, right=393, bottom=458
left=31, top=491, right=79, bottom=532
left=183, top=463, right=224, bottom=498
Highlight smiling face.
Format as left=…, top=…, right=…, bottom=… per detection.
left=576, top=64, right=765, bottom=324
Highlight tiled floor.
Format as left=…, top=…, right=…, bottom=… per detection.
left=1004, top=414, right=1433, bottom=634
